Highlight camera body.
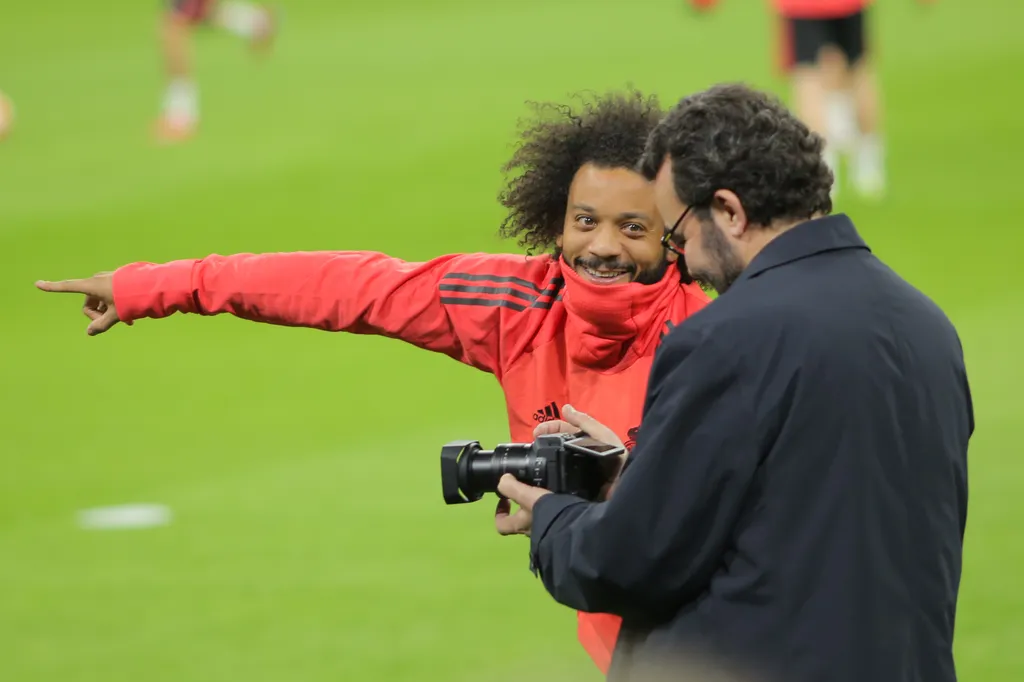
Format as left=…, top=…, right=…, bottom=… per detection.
left=440, top=432, right=625, bottom=505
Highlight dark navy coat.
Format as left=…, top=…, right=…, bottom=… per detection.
left=529, top=214, right=973, bottom=682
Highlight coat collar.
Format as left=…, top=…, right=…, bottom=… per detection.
left=737, top=213, right=869, bottom=284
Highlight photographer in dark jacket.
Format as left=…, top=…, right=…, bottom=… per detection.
left=495, top=83, right=973, bottom=682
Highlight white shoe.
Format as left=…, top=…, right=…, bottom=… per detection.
left=852, top=134, right=886, bottom=201
left=853, top=168, right=885, bottom=200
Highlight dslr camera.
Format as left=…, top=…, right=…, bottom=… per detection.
left=440, top=431, right=626, bottom=504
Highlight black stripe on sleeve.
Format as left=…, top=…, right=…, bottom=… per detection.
left=439, top=276, right=564, bottom=313
left=442, top=272, right=546, bottom=292
left=439, top=283, right=537, bottom=303
left=439, top=297, right=527, bottom=312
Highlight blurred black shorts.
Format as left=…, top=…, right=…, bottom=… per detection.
left=787, top=10, right=867, bottom=66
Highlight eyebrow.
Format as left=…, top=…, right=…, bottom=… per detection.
left=570, top=204, right=651, bottom=221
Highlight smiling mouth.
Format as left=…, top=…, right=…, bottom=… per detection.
left=578, top=264, right=632, bottom=284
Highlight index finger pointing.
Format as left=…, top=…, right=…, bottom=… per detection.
left=35, top=279, right=99, bottom=295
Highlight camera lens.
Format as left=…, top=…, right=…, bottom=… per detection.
left=440, top=441, right=548, bottom=505
left=467, top=444, right=545, bottom=494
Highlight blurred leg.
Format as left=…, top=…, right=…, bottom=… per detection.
left=844, top=10, right=885, bottom=198
left=157, top=7, right=199, bottom=140
left=789, top=17, right=829, bottom=137
left=161, top=10, right=191, bottom=81
left=850, top=57, right=884, bottom=197
left=820, top=45, right=856, bottom=154
left=793, top=64, right=842, bottom=200
left=788, top=17, right=839, bottom=196
left=791, top=65, right=828, bottom=136
left=852, top=58, right=881, bottom=136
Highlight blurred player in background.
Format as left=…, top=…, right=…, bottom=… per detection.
left=157, top=0, right=277, bottom=141
left=690, top=0, right=884, bottom=199
left=775, top=0, right=884, bottom=199
left=38, top=89, right=711, bottom=676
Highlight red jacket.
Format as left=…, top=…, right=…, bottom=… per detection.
left=773, top=0, right=872, bottom=19
left=112, top=249, right=712, bottom=673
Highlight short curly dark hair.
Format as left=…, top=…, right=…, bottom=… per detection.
left=498, top=89, right=664, bottom=254
left=638, top=83, right=833, bottom=226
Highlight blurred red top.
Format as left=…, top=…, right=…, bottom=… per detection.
left=690, top=0, right=875, bottom=18
left=772, top=0, right=873, bottom=18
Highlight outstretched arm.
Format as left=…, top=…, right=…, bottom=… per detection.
left=37, top=250, right=558, bottom=375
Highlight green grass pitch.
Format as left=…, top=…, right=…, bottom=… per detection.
left=1, top=0, right=1022, bottom=680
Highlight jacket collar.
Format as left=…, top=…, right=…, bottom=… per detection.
left=737, top=213, right=869, bottom=284
left=559, top=257, right=682, bottom=370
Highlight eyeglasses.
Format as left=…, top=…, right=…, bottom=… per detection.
left=661, top=205, right=693, bottom=257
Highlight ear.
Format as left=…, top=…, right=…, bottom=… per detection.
left=556, top=233, right=563, bottom=249
left=711, top=189, right=748, bottom=238
left=664, top=248, right=679, bottom=263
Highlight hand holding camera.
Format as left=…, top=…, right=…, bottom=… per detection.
left=438, top=405, right=626, bottom=536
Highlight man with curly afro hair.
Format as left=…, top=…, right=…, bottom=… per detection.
left=498, top=90, right=695, bottom=287
left=36, top=89, right=711, bottom=674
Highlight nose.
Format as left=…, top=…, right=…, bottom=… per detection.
left=586, top=224, right=623, bottom=259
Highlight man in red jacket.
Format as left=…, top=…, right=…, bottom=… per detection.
left=36, top=88, right=711, bottom=675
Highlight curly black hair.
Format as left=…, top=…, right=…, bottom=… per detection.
left=638, top=83, right=833, bottom=226
left=498, top=89, right=664, bottom=255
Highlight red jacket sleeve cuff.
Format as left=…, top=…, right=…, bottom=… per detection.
left=112, top=260, right=198, bottom=322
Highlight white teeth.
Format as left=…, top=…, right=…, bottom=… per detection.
left=582, top=266, right=626, bottom=279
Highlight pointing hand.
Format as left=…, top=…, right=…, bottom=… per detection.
left=35, top=271, right=128, bottom=336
